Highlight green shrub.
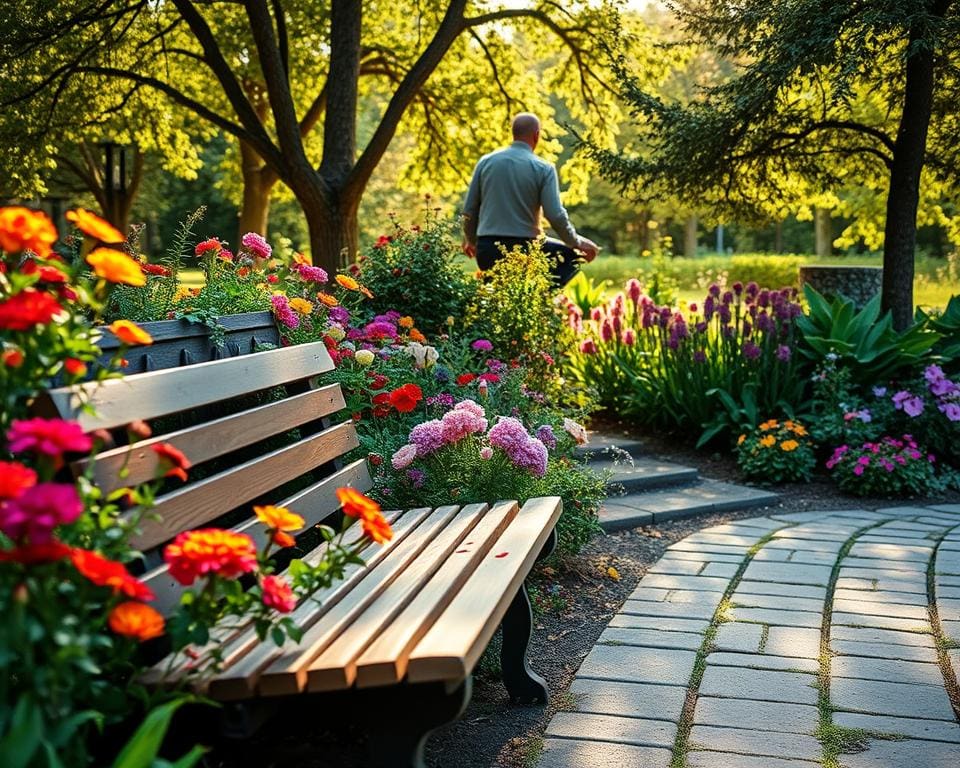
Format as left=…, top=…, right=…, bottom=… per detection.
left=826, top=436, right=946, bottom=497
left=736, top=419, right=816, bottom=483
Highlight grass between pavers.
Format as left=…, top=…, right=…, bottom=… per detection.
left=816, top=517, right=907, bottom=768
left=668, top=526, right=792, bottom=768
left=521, top=736, right=545, bottom=768
left=926, top=525, right=960, bottom=718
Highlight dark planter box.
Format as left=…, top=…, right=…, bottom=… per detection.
left=799, top=265, right=883, bottom=309
left=96, top=311, right=280, bottom=373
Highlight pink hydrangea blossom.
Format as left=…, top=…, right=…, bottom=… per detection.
left=0, top=483, right=83, bottom=544
left=391, top=444, right=418, bottom=470
left=440, top=407, right=488, bottom=444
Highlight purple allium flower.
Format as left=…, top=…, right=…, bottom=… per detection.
left=409, top=420, right=445, bottom=455
left=471, top=339, right=493, bottom=352
left=296, top=264, right=329, bottom=283
left=708, top=283, right=721, bottom=297
left=241, top=232, right=272, bottom=259
left=488, top=417, right=530, bottom=455
left=440, top=406, right=488, bottom=444
left=732, top=281, right=743, bottom=295
left=758, top=290, right=770, bottom=308
left=718, top=305, right=732, bottom=325
left=721, top=290, right=734, bottom=305
left=486, top=358, right=504, bottom=373
left=536, top=424, right=557, bottom=450
left=743, top=341, right=761, bottom=360
left=776, top=344, right=791, bottom=362
left=745, top=281, right=759, bottom=297
left=695, top=321, right=708, bottom=334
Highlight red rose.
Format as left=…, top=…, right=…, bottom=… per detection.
left=456, top=373, right=476, bottom=386
left=0, top=289, right=63, bottom=331
left=388, top=383, right=423, bottom=413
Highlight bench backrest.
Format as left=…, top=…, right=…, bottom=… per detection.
left=33, top=340, right=371, bottom=612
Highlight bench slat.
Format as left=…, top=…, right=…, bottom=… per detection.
left=74, top=384, right=346, bottom=493
left=255, top=505, right=463, bottom=698
left=206, top=505, right=441, bottom=701
left=353, top=500, right=518, bottom=689
left=405, top=496, right=562, bottom=684
left=128, top=421, right=359, bottom=550
left=305, top=502, right=492, bottom=692
left=142, top=459, right=372, bottom=614
left=35, top=342, right=334, bottom=432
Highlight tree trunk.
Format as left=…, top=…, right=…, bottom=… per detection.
left=303, top=191, right=360, bottom=274
left=881, top=19, right=940, bottom=330
left=683, top=215, right=698, bottom=257
left=814, top=207, right=832, bottom=257
left=238, top=140, right=273, bottom=240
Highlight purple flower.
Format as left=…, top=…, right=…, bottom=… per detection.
left=924, top=364, right=945, bottom=384
left=406, top=468, right=426, bottom=489
left=695, top=321, right=708, bottom=334
left=535, top=425, right=557, bottom=450
left=872, top=386, right=887, bottom=398
left=409, top=420, right=445, bottom=455
left=241, top=232, right=272, bottom=259
left=745, top=281, right=759, bottom=297
left=942, top=402, right=960, bottom=422
left=891, top=390, right=912, bottom=408
left=296, top=264, right=329, bottom=283
left=328, top=306, right=350, bottom=325
left=903, top=396, right=925, bottom=418
left=930, top=378, right=957, bottom=397
left=708, top=283, right=721, bottom=297
left=694, top=349, right=706, bottom=364
left=511, top=437, right=548, bottom=477
left=426, top=393, right=455, bottom=410
left=440, top=406, right=488, bottom=444
left=488, top=417, right=531, bottom=455
left=718, top=305, right=732, bottom=325
left=364, top=320, right=398, bottom=340
left=853, top=464, right=865, bottom=476
left=743, top=341, right=761, bottom=360
left=776, top=345, right=791, bottom=362
left=721, top=290, right=734, bottom=305
left=732, top=281, right=743, bottom=295
left=626, top=278, right=642, bottom=304
left=471, top=339, right=493, bottom=352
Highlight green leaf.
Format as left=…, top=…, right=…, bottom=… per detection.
left=112, top=698, right=198, bottom=768
left=0, top=697, right=43, bottom=768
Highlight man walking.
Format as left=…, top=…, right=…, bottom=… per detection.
left=462, top=113, right=599, bottom=286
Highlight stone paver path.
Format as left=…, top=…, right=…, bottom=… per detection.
left=537, top=505, right=960, bottom=768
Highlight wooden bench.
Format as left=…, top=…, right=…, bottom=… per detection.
left=36, top=340, right=562, bottom=767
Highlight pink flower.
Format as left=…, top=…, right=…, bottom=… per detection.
left=479, top=446, right=493, bottom=460
left=471, top=339, right=493, bottom=352
left=241, top=232, right=272, bottom=259
left=440, top=407, right=488, bottom=444
left=391, top=444, right=418, bottom=470
left=7, top=418, right=92, bottom=457
left=270, top=295, right=300, bottom=330
left=853, top=464, right=865, bottom=476
left=296, top=264, right=328, bottom=283
left=409, top=420, right=445, bottom=455
left=0, top=483, right=83, bottom=544
left=621, top=329, right=636, bottom=346
left=261, top=574, right=296, bottom=613
left=579, top=339, right=597, bottom=355
left=626, top=278, right=642, bottom=304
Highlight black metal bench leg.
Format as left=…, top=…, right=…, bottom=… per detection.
left=500, top=528, right=557, bottom=705
left=366, top=678, right=473, bottom=768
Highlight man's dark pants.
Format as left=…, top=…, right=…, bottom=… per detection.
left=476, top=236, right=581, bottom=287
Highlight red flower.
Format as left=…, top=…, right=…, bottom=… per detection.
left=388, top=383, right=422, bottom=413
left=64, top=358, right=87, bottom=377
left=2, top=348, right=24, bottom=367
left=141, top=262, right=171, bottom=277
left=152, top=442, right=191, bottom=482
left=261, top=574, right=296, bottom=613
left=368, top=373, right=389, bottom=390
left=0, top=289, right=63, bottom=331
left=456, top=373, right=477, bottom=386
left=70, top=548, right=156, bottom=601
left=374, top=235, right=392, bottom=249
left=163, top=528, right=258, bottom=586
left=0, top=461, right=37, bottom=500
left=7, top=418, right=92, bottom=457
left=0, top=540, right=71, bottom=564
left=478, top=373, right=500, bottom=384
left=22, top=260, right=68, bottom=283
left=267, top=274, right=279, bottom=284
left=194, top=238, right=222, bottom=256
left=108, top=602, right=165, bottom=641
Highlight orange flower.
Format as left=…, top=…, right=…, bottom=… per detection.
left=289, top=298, right=314, bottom=315
left=398, top=316, right=415, bottom=329
left=316, top=292, right=338, bottom=307
left=361, top=512, right=393, bottom=544
left=358, top=284, right=374, bottom=299
left=737, top=434, right=746, bottom=446
left=66, top=208, right=124, bottom=243
left=759, top=435, right=776, bottom=448
left=759, top=419, right=779, bottom=431
left=780, top=439, right=799, bottom=452
left=152, top=442, right=191, bottom=481
left=70, top=548, right=155, bottom=601
left=109, top=319, right=153, bottom=346
left=408, top=328, right=427, bottom=343
left=254, top=505, right=304, bottom=533
left=86, top=248, right=146, bottom=286
left=0, top=207, right=58, bottom=257
left=791, top=424, right=809, bottom=437
left=64, top=358, right=87, bottom=377
left=292, top=252, right=311, bottom=266
left=335, top=274, right=359, bottom=291
left=272, top=531, right=296, bottom=548
left=163, top=528, right=258, bottom=586
left=108, top=601, right=165, bottom=642
left=336, top=487, right=392, bottom=544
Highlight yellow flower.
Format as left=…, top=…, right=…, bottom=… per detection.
left=759, top=419, right=779, bottom=431
left=254, top=505, right=305, bottom=533
left=336, top=274, right=359, bottom=291
left=760, top=435, right=776, bottom=448
left=398, top=316, right=414, bottom=329
left=792, top=424, right=808, bottom=437
left=781, top=440, right=799, bottom=452
left=173, top=286, right=191, bottom=301
left=86, top=248, right=146, bottom=286
left=289, top=297, right=314, bottom=315
left=737, top=434, right=746, bottom=446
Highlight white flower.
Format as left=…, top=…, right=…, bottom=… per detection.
left=403, top=341, right=439, bottom=369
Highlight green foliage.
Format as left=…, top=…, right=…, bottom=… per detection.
left=917, top=293, right=960, bottom=371
left=736, top=420, right=816, bottom=484
left=564, top=272, right=609, bottom=316
left=110, top=698, right=205, bottom=768
left=796, top=285, right=941, bottom=385
left=826, top=436, right=947, bottom=498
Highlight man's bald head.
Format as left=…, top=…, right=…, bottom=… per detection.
left=512, top=113, right=541, bottom=147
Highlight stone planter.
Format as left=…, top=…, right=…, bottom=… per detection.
left=96, top=310, right=279, bottom=373
left=798, top=265, right=883, bottom=308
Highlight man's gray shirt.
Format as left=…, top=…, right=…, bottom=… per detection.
left=462, top=141, right=579, bottom=248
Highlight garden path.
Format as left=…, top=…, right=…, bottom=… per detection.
left=535, top=505, right=960, bottom=767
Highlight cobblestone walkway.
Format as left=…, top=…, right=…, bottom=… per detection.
left=537, top=505, right=960, bottom=768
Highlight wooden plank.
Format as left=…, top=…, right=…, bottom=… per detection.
left=96, top=311, right=277, bottom=350
left=405, top=496, right=562, bottom=684
left=305, top=503, right=491, bottom=692
left=141, top=459, right=371, bottom=614
left=35, top=342, right=334, bottom=432
left=206, top=505, right=439, bottom=701
left=353, top=501, right=518, bottom=689
left=254, top=505, right=463, bottom=698
left=74, top=384, right=347, bottom=493
left=128, top=421, right=358, bottom=550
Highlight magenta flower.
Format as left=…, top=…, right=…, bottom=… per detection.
left=270, top=294, right=300, bottom=330
left=743, top=341, right=761, bottom=360
left=7, top=418, right=92, bottom=457
left=440, top=407, right=488, bottom=444
left=405, top=468, right=426, bottom=488
left=409, top=420, right=445, bottom=455
left=621, top=329, right=636, bottom=346
left=776, top=345, right=791, bottom=362
left=0, top=483, right=83, bottom=544
left=241, top=232, right=272, bottom=259
left=579, top=339, right=597, bottom=355
left=296, top=264, right=329, bottom=283
left=626, top=278, right=642, bottom=304
left=535, top=425, right=557, bottom=450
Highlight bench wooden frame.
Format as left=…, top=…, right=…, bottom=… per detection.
left=36, top=340, right=562, bottom=768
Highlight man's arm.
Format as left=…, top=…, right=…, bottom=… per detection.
left=462, top=161, right=482, bottom=252
left=540, top=165, right=598, bottom=260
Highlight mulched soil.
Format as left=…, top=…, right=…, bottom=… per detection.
left=208, top=421, right=960, bottom=768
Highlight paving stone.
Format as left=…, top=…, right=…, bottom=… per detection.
left=686, top=754, right=820, bottom=768
left=848, top=542, right=932, bottom=558
left=833, top=598, right=929, bottom=621
left=730, top=592, right=824, bottom=613
left=538, top=737, right=673, bottom=768
left=839, top=567, right=927, bottom=585
left=741, top=561, right=832, bottom=586
left=683, top=532, right=767, bottom=547
left=842, top=556, right=928, bottom=572
left=834, top=588, right=927, bottom=606
left=832, top=611, right=931, bottom=633
left=545, top=712, right=675, bottom=749
left=942, top=600, right=960, bottom=620
left=688, top=724, right=821, bottom=760
left=576, top=645, right=697, bottom=686
left=875, top=505, right=939, bottom=516
left=762, top=538, right=843, bottom=552
left=568, top=678, right=687, bottom=721
left=648, top=559, right=714, bottom=576
left=598, top=627, right=704, bottom=651
left=836, top=577, right=926, bottom=595
left=751, top=548, right=794, bottom=562
left=640, top=480, right=779, bottom=523
left=660, top=550, right=744, bottom=564
left=706, top=518, right=785, bottom=534
left=595, top=457, right=700, bottom=493
left=770, top=511, right=838, bottom=522
left=714, top=622, right=763, bottom=653
left=694, top=696, right=818, bottom=734
left=830, top=625, right=936, bottom=647
left=629, top=588, right=723, bottom=608
left=930, top=504, right=960, bottom=513
left=708, top=652, right=819, bottom=674
left=608, top=614, right=709, bottom=634
left=940, top=585, right=960, bottom=599
left=772, top=529, right=851, bottom=543
left=622, top=587, right=672, bottom=602
left=836, top=738, right=960, bottom=768
left=736, top=581, right=827, bottom=600
left=634, top=573, right=731, bottom=593
left=597, top=503, right=654, bottom=531
left=831, top=656, right=945, bottom=687
left=698, top=666, right=817, bottom=705
left=859, top=530, right=936, bottom=540
left=622, top=599, right=718, bottom=621
left=670, top=541, right=754, bottom=556
left=831, top=677, right=956, bottom=720
left=833, top=712, right=960, bottom=743
left=830, top=639, right=939, bottom=664
left=730, top=607, right=823, bottom=629
left=764, top=626, right=822, bottom=658
left=942, top=620, right=960, bottom=640
left=700, top=562, right=741, bottom=579
left=786, top=550, right=840, bottom=565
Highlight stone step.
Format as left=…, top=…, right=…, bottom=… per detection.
left=593, top=456, right=700, bottom=493
left=600, top=480, right=780, bottom=532
left=576, top=437, right=649, bottom=461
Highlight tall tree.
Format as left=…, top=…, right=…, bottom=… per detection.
left=2, top=1, right=621, bottom=272
left=585, top=0, right=959, bottom=328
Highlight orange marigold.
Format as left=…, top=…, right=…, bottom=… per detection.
left=86, top=248, right=146, bottom=286
left=292, top=252, right=311, bottom=266
left=335, top=274, right=359, bottom=291
left=289, top=297, right=314, bottom=315
left=759, top=435, right=776, bottom=448
left=737, top=434, right=746, bottom=446
left=398, top=316, right=415, bottom=329
left=66, top=208, right=124, bottom=244
left=254, top=504, right=305, bottom=533
left=152, top=442, right=191, bottom=482
left=0, top=207, right=58, bottom=258
left=758, top=419, right=779, bottom=431
left=361, top=512, right=393, bottom=544
left=108, top=601, right=165, bottom=642
left=109, top=319, right=153, bottom=346
left=316, top=292, right=339, bottom=307
left=780, top=439, right=800, bottom=452
left=358, top=284, right=374, bottom=299
left=408, top=328, right=427, bottom=343
left=163, top=528, right=258, bottom=586
left=70, top=548, right=156, bottom=601
left=336, top=487, right=392, bottom=544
